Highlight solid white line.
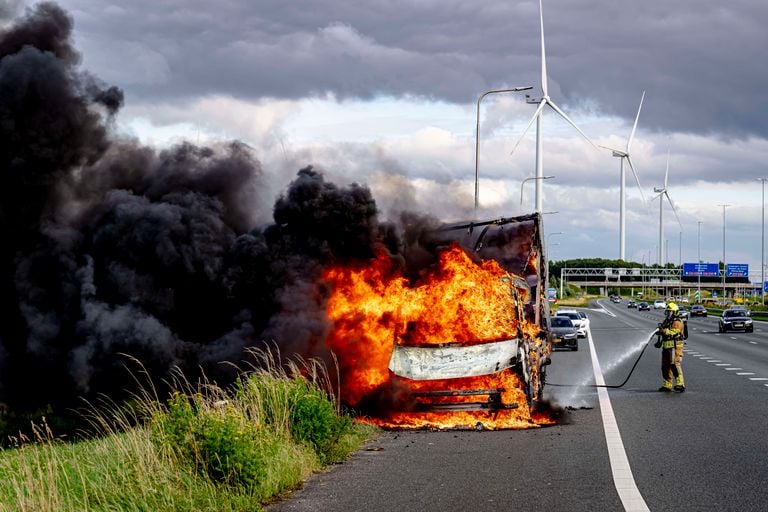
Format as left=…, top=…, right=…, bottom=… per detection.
left=587, top=330, right=650, bottom=512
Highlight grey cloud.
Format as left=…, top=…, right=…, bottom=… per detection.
left=52, top=0, right=768, bottom=137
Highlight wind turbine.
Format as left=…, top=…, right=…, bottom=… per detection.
left=600, top=91, right=647, bottom=260
left=652, top=150, right=682, bottom=265
left=511, top=0, right=597, bottom=213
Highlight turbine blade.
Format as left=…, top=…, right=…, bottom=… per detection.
left=664, top=148, right=670, bottom=188
left=651, top=191, right=663, bottom=201
left=510, top=99, right=546, bottom=155
left=539, top=0, right=548, bottom=97
left=626, top=155, right=646, bottom=202
left=627, top=90, right=645, bottom=153
left=666, top=192, right=682, bottom=228
left=547, top=99, right=597, bottom=149
left=599, top=144, right=623, bottom=154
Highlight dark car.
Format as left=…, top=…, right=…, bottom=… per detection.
left=550, top=316, right=579, bottom=351
left=627, top=300, right=637, bottom=308
left=719, top=309, right=753, bottom=333
left=690, top=305, right=707, bottom=317
left=637, top=301, right=650, bottom=311
left=677, top=307, right=690, bottom=320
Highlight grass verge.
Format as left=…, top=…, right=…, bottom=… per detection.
left=0, top=353, right=378, bottom=511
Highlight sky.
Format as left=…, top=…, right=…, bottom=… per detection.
left=9, top=0, right=768, bottom=279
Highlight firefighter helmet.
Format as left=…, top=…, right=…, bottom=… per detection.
left=665, top=302, right=679, bottom=312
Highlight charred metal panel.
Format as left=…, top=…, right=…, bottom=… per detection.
left=388, top=339, right=518, bottom=380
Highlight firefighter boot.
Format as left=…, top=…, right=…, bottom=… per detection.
left=658, top=380, right=673, bottom=392
left=674, top=376, right=685, bottom=392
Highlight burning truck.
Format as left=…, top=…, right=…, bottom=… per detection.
left=323, top=213, right=554, bottom=430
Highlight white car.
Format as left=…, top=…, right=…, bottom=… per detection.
left=555, top=310, right=588, bottom=338
left=653, top=300, right=666, bottom=309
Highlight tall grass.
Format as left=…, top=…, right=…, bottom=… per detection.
left=0, top=349, right=377, bottom=511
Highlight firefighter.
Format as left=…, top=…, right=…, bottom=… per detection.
left=655, top=302, right=686, bottom=392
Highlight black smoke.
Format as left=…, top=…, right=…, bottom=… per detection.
left=0, top=3, right=445, bottom=422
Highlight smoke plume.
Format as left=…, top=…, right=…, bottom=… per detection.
left=0, top=3, right=451, bottom=417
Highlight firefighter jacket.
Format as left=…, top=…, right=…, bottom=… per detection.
left=659, top=317, right=684, bottom=349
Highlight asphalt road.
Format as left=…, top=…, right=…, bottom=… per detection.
left=268, top=301, right=768, bottom=512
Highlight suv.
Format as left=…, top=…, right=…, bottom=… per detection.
left=653, top=300, right=666, bottom=309
left=719, top=309, right=753, bottom=333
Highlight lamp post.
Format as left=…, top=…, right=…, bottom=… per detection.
left=474, top=86, right=533, bottom=211
left=547, top=232, right=563, bottom=263
left=759, top=178, right=767, bottom=305
left=521, top=176, right=555, bottom=208
left=718, top=203, right=731, bottom=304
left=697, top=220, right=703, bottom=303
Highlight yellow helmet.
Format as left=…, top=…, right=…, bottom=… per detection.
left=665, top=302, right=679, bottom=312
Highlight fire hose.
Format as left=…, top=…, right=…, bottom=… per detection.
left=547, top=329, right=659, bottom=389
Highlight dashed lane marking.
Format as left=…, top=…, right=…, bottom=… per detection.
left=749, top=341, right=758, bottom=345
left=749, top=378, right=768, bottom=381
left=715, top=363, right=731, bottom=366
left=737, top=372, right=755, bottom=376
left=725, top=368, right=743, bottom=371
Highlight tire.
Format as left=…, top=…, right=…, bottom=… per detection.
left=747, top=327, right=754, bottom=333
left=718, top=324, right=723, bottom=333
left=704, top=314, right=707, bottom=318
left=572, top=343, right=579, bottom=352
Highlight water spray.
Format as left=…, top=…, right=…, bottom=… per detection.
left=547, top=329, right=658, bottom=389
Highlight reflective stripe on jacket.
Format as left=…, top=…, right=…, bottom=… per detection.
left=660, top=319, right=684, bottom=349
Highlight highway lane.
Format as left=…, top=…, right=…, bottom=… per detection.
left=591, top=300, right=768, bottom=511
left=269, top=302, right=768, bottom=512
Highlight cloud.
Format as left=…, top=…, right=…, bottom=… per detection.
left=54, top=0, right=768, bottom=137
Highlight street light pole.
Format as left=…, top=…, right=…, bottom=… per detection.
left=718, top=204, right=731, bottom=303
left=474, top=86, right=533, bottom=212
left=520, top=175, right=555, bottom=208
left=759, top=178, right=767, bottom=305
left=697, top=220, right=703, bottom=303
left=546, top=232, right=563, bottom=264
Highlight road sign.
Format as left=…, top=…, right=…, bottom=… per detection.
left=683, top=262, right=719, bottom=277
left=726, top=263, right=749, bottom=277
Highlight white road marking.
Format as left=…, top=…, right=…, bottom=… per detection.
left=715, top=363, right=731, bottom=366
left=749, top=378, right=768, bottom=381
left=737, top=373, right=755, bottom=376
left=749, top=341, right=758, bottom=345
left=707, top=360, right=722, bottom=362
left=730, top=337, right=738, bottom=340
left=725, top=368, right=743, bottom=371
left=587, top=330, right=649, bottom=512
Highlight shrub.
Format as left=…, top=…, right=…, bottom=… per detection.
left=153, top=393, right=274, bottom=490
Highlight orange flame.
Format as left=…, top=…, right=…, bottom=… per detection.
left=323, top=244, right=553, bottom=429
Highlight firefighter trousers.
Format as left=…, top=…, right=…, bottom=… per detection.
left=661, top=342, right=685, bottom=388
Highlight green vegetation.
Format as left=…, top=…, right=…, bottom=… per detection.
left=0, top=354, right=378, bottom=512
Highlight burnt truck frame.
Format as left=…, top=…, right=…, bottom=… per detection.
left=387, top=213, right=552, bottom=410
